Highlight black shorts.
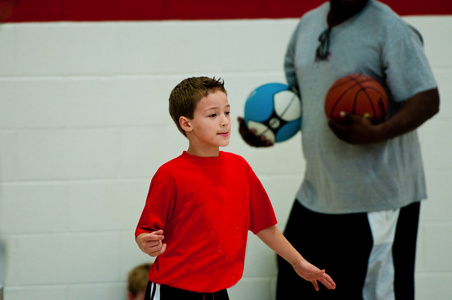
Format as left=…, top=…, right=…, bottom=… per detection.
left=276, top=200, right=420, bottom=300
left=145, top=281, right=229, bottom=300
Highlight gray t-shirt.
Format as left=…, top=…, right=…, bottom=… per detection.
left=285, top=0, right=437, bottom=214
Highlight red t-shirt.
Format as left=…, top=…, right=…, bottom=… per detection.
left=135, top=151, right=277, bottom=293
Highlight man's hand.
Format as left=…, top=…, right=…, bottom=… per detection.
left=237, top=117, right=274, bottom=147
left=328, top=112, right=383, bottom=144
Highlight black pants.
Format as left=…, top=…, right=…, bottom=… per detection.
left=276, top=200, right=420, bottom=300
left=145, top=281, right=229, bottom=300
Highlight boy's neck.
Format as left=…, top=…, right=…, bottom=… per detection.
left=186, top=146, right=221, bottom=157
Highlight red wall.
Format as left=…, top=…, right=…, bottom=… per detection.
left=1, top=0, right=451, bottom=23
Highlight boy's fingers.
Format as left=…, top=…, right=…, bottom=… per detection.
left=321, top=275, right=336, bottom=290
left=143, top=231, right=165, bottom=241
left=151, top=243, right=167, bottom=256
left=153, top=234, right=165, bottom=240
left=312, top=280, right=319, bottom=291
left=160, top=243, right=167, bottom=254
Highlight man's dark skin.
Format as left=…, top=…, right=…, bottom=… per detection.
left=238, top=0, right=440, bottom=146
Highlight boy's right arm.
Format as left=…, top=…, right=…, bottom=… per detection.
left=136, top=230, right=167, bottom=257
left=257, top=225, right=336, bottom=291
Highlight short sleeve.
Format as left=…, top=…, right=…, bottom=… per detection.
left=135, top=177, right=174, bottom=238
left=247, top=167, right=277, bottom=234
left=285, top=21, right=302, bottom=92
left=382, top=25, right=437, bottom=102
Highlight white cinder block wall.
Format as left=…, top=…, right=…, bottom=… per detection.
left=0, top=16, right=451, bottom=300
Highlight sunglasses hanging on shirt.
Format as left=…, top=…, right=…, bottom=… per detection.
left=316, top=28, right=331, bottom=60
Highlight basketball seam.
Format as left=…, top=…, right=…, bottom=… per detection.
left=279, top=93, right=298, bottom=119
left=327, top=74, right=388, bottom=122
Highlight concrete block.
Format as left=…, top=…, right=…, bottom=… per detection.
left=416, top=272, right=452, bottom=300
left=1, top=129, right=119, bottom=181
left=65, top=232, right=122, bottom=283
left=0, top=79, right=69, bottom=129
left=405, top=16, right=452, bottom=69
left=415, top=224, right=426, bottom=272
left=0, top=26, right=17, bottom=76
left=0, top=183, right=69, bottom=234
left=243, top=233, right=277, bottom=278
left=15, top=23, right=118, bottom=76
left=228, top=277, right=275, bottom=300
left=66, top=180, right=148, bottom=232
left=116, top=21, right=225, bottom=74
left=67, top=283, right=125, bottom=300
left=259, top=175, right=301, bottom=227
left=422, top=223, right=452, bottom=271
left=0, top=15, right=451, bottom=300
left=6, top=232, right=122, bottom=285
left=60, top=77, right=173, bottom=128
left=218, top=19, right=297, bottom=73
left=0, top=132, right=19, bottom=180
left=7, top=235, right=74, bottom=285
left=4, top=285, right=67, bottom=300
left=117, top=126, right=187, bottom=178
left=422, top=169, right=452, bottom=221
left=434, top=70, right=452, bottom=120
left=419, top=119, right=452, bottom=170
left=247, top=141, right=304, bottom=175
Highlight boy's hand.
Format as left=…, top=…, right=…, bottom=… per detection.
left=136, top=230, right=167, bottom=257
left=256, top=225, right=336, bottom=291
left=292, top=259, right=336, bottom=291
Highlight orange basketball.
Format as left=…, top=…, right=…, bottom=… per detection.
left=325, top=74, right=388, bottom=124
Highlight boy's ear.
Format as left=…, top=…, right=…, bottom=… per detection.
left=127, top=291, right=134, bottom=300
left=179, top=116, right=193, bottom=133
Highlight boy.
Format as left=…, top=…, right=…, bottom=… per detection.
left=135, top=77, right=336, bottom=300
left=128, top=262, right=153, bottom=300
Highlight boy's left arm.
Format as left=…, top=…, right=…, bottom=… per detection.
left=256, top=225, right=336, bottom=291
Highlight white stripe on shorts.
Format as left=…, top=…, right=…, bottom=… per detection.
left=363, top=208, right=400, bottom=300
left=149, top=283, right=161, bottom=300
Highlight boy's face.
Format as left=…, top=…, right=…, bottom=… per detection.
left=184, top=90, right=231, bottom=156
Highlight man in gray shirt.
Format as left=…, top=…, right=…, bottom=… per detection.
left=238, top=0, right=440, bottom=299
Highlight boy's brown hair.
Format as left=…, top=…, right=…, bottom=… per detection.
left=127, top=262, right=152, bottom=297
left=169, top=76, right=227, bottom=136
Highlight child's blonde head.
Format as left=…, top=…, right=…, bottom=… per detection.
left=127, top=262, right=152, bottom=298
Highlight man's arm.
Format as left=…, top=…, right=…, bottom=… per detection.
left=328, top=88, right=440, bottom=144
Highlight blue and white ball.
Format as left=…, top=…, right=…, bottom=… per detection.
left=244, top=83, right=302, bottom=143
